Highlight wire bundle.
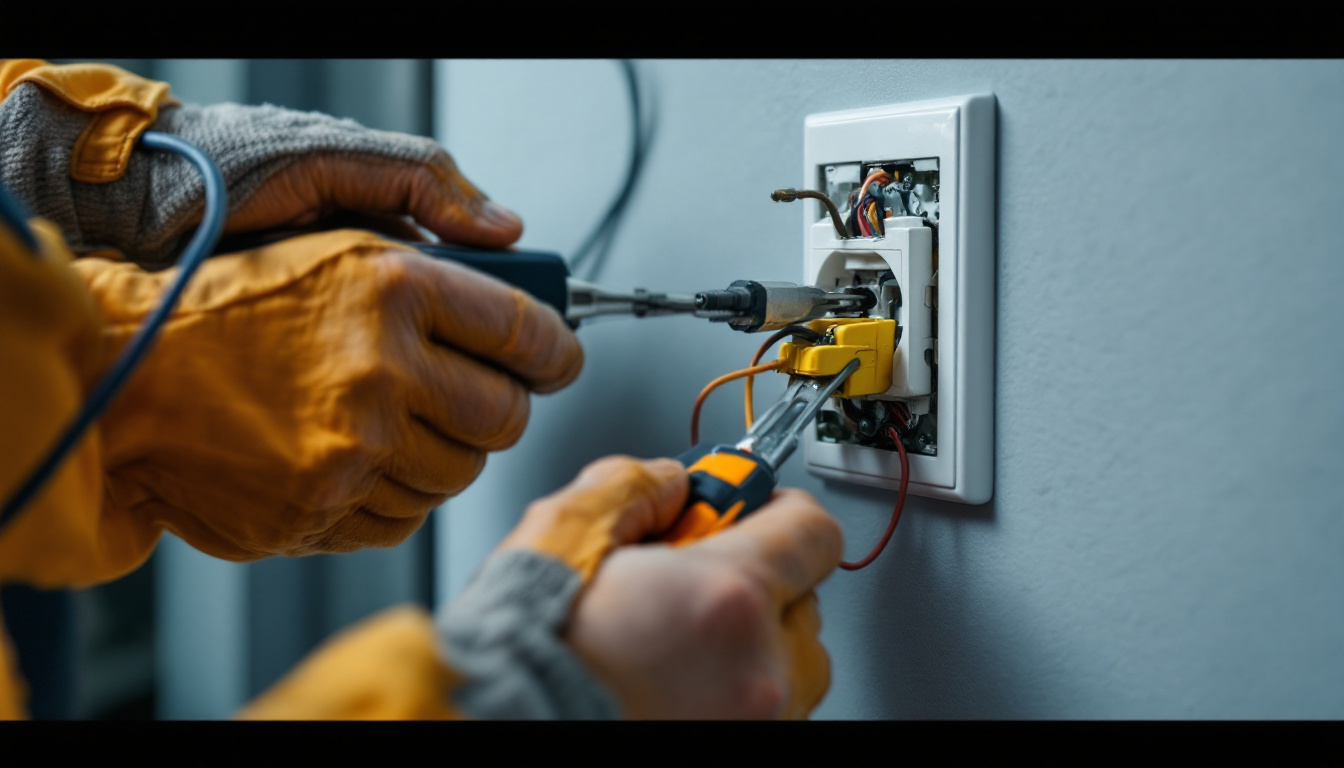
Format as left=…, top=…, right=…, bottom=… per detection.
left=846, top=170, right=892, bottom=238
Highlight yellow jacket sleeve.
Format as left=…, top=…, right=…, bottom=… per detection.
left=0, top=219, right=469, bottom=720
left=0, top=218, right=161, bottom=587
left=0, top=216, right=161, bottom=718
left=238, top=605, right=463, bottom=720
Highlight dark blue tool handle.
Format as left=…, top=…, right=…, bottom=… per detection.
left=675, top=444, right=778, bottom=518
left=413, top=243, right=570, bottom=319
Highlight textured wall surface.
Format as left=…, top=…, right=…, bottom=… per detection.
left=435, top=60, right=1344, bottom=718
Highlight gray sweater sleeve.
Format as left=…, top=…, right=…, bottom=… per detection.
left=0, top=81, right=446, bottom=264
left=436, top=549, right=622, bottom=720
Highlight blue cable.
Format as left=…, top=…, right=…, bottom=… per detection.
left=0, top=131, right=227, bottom=529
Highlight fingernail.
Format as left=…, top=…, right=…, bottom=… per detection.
left=480, top=200, right=522, bottom=230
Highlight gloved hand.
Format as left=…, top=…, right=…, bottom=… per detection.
left=1, top=59, right=521, bottom=264
left=439, top=456, right=843, bottom=720
left=70, top=229, right=583, bottom=560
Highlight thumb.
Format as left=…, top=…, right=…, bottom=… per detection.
left=499, top=456, right=689, bottom=582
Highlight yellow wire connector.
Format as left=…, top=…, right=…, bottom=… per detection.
left=774, top=318, right=897, bottom=398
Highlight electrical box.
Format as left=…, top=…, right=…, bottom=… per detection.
left=801, top=95, right=995, bottom=504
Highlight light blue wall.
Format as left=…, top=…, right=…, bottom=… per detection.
left=436, top=60, right=1344, bottom=718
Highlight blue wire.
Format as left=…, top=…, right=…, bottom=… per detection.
left=0, top=131, right=227, bottom=529
left=570, top=59, right=650, bottom=281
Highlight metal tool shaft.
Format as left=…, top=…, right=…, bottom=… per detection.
left=737, top=358, right=861, bottom=472
left=565, top=278, right=699, bottom=322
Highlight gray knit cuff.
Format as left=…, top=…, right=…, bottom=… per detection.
left=0, top=82, right=444, bottom=264
left=436, top=549, right=622, bottom=720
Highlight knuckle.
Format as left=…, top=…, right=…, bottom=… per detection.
left=521, top=495, right=565, bottom=530
left=343, top=360, right=405, bottom=419
left=509, top=296, right=581, bottom=391
left=597, top=456, right=667, bottom=500
left=613, top=459, right=658, bottom=490
left=531, top=334, right=584, bottom=394
left=422, top=145, right=459, bottom=178
left=695, top=571, right=772, bottom=640
left=777, top=489, right=843, bottom=549
left=372, top=249, right=440, bottom=315
left=373, top=249, right=416, bottom=296
left=349, top=355, right=401, bottom=393
left=302, top=437, right=370, bottom=485
left=583, top=454, right=644, bottom=482
left=800, top=505, right=843, bottom=545
left=444, top=450, right=487, bottom=495
left=777, top=487, right=823, bottom=510
left=480, top=381, right=530, bottom=450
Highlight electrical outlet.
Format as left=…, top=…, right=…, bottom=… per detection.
left=801, top=95, right=996, bottom=504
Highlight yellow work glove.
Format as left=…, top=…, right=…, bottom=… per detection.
left=0, top=216, right=161, bottom=589
left=441, top=456, right=843, bottom=719
left=69, top=229, right=583, bottom=560
left=2, top=59, right=521, bottom=265
left=241, top=457, right=839, bottom=721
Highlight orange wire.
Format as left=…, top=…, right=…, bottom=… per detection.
left=863, top=171, right=891, bottom=225
left=860, top=169, right=891, bottom=192
left=691, top=361, right=779, bottom=446
left=743, top=333, right=782, bottom=429
left=744, top=326, right=827, bottom=428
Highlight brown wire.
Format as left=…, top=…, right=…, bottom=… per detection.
left=838, top=425, right=909, bottom=571
left=691, top=361, right=780, bottom=447
left=771, top=188, right=848, bottom=239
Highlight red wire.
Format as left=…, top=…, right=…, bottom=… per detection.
left=839, top=425, right=908, bottom=570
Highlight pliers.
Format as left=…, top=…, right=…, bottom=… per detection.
left=658, top=358, right=861, bottom=544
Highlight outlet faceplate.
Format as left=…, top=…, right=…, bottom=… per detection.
left=802, top=95, right=996, bottom=504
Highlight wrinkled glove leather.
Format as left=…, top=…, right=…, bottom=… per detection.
left=0, top=218, right=159, bottom=589
left=71, top=229, right=582, bottom=560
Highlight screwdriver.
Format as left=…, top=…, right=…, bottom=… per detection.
left=658, top=358, right=860, bottom=544
left=413, top=243, right=699, bottom=326
left=414, top=243, right=872, bottom=330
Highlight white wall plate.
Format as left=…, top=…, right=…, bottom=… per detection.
left=801, top=95, right=996, bottom=504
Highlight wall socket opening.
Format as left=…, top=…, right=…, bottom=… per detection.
left=810, top=156, right=940, bottom=460
left=802, top=96, right=995, bottom=504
